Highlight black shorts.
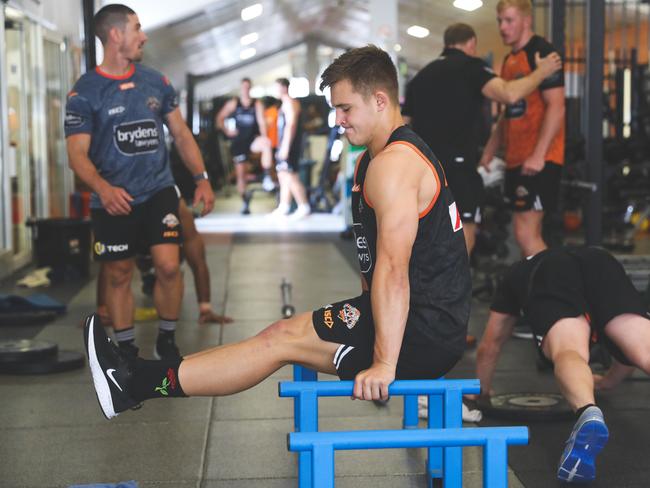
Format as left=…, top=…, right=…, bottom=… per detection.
left=504, top=162, right=562, bottom=213
left=525, top=247, right=649, bottom=365
left=443, top=163, right=485, bottom=223
left=91, top=186, right=182, bottom=262
left=231, top=135, right=257, bottom=163
left=312, top=293, right=462, bottom=380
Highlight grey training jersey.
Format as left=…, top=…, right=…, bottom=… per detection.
left=65, top=64, right=178, bottom=208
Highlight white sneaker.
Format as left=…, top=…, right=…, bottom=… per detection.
left=417, top=396, right=482, bottom=422
left=262, top=175, right=276, bottom=192
left=269, top=205, right=290, bottom=218
left=289, top=205, right=311, bottom=220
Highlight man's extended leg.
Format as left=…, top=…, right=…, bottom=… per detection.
left=83, top=311, right=339, bottom=418
left=543, top=316, right=609, bottom=483
left=603, top=313, right=650, bottom=375
left=513, top=210, right=546, bottom=257
left=150, top=243, right=183, bottom=359
left=178, top=200, right=232, bottom=325
left=251, top=136, right=275, bottom=191
left=542, top=316, right=593, bottom=409
left=179, top=312, right=338, bottom=395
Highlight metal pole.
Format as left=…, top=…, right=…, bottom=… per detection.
left=549, top=0, right=566, bottom=58
left=585, top=0, right=605, bottom=246
left=186, top=73, right=195, bottom=132
left=82, top=0, right=96, bottom=71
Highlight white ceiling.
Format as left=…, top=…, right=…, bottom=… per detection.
left=99, top=0, right=650, bottom=99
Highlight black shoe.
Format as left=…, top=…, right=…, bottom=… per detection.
left=83, top=314, right=141, bottom=419
left=118, top=342, right=140, bottom=361
left=241, top=191, right=252, bottom=215
left=154, top=334, right=181, bottom=360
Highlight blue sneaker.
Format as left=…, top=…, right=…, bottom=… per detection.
left=557, top=406, right=609, bottom=483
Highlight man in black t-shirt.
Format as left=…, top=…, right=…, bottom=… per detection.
left=475, top=246, right=650, bottom=482
left=403, top=23, right=561, bottom=255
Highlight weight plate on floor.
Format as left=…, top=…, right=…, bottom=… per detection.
left=0, top=339, right=58, bottom=363
left=478, top=392, right=573, bottom=421
left=0, top=350, right=84, bottom=375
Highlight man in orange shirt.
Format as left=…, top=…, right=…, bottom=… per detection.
left=480, top=0, right=565, bottom=257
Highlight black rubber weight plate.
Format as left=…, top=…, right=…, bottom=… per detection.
left=0, top=350, right=84, bottom=375
left=0, top=339, right=58, bottom=363
left=478, top=392, right=574, bottom=421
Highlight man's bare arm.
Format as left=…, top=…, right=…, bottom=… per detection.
left=215, top=98, right=238, bottom=137
left=352, top=147, right=423, bottom=401
left=482, top=51, right=562, bottom=104
left=475, top=311, right=518, bottom=396
left=255, top=99, right=268, bottom=137
left=479, top=113, right=505, bottom=169
left=166, top=108, right=215, bottom=215
left=521, top=86, right=565, bottom=175
left=66, top=133, right=133, bottom=215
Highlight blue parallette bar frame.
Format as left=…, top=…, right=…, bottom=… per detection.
left=279, top=378, right=481, bottom=487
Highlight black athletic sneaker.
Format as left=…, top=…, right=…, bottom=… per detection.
left=83, top=314, right=141, bottom=419
left=241, top=190, right=252, bottom=215
left=154, top=334, right=181, bottom=360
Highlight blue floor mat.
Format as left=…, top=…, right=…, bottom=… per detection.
left=0, top=293, right=66, bottom=313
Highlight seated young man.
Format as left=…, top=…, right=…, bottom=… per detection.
left=475, top=246, right=650, bottom=482
left=83, top=46, right=471, bottom=427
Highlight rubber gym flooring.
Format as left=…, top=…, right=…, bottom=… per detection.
left=0, top=192, right=648, bottom=487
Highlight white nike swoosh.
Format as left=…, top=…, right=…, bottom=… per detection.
left=106, top=368, right=123, bottom=392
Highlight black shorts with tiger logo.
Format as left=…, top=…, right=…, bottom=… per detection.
left=312, top=292, right=462, bottom=381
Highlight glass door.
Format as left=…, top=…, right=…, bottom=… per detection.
left=43, top=36, right=70, bottom=217
left=5, top=12, right=33, bottom=259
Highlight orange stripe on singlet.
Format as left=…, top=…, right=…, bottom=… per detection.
left=370, top=140, right=442, bottom=218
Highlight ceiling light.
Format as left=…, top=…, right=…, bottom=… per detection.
left=407, top=25, right=429, bottom=39
left=241, top=3, right=263, bottom=21
left=240, top=32, right=259, bottom=46
left=240, top=47, right=256, bottom=60
left=394, top=43, right=402, bottom=52
left=453, top=0, right=483, bottom=12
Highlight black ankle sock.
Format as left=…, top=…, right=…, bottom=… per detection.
left=575, top=403, right=596, bottom=419
left=130, top=358, right=186, bottom=401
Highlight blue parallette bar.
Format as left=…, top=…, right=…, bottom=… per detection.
left=288, top=426, right=529, bottom=488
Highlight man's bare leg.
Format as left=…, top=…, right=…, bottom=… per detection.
left=513, top=210, right=546, bottom=257
left=542, top=316, right=594, bottom=411
left=603, top=313, right=650, bottom=376
left=104, top=259, right=136, bottom=332
left=179, top=312, right=338, bottom=395
left=178, top=200, right=233, bottom=325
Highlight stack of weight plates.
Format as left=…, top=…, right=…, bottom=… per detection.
left=0, top=339, right=84, bottom=374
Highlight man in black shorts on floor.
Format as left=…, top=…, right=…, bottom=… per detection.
left=82, top=46, right=471, bottom=421
left=403, top=22, right=561, bottom=256
left=475, top=246, right=650, bottom=482
left=216, top=78, right=273, bottom=214
left=66, top=4, right=214, bottom=359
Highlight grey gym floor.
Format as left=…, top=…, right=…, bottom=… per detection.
left=1, top=191, right=648, bottom=488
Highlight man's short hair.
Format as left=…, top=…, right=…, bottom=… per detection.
left=496, top=0, right=532, bottom=16
left=444, top=23, right=476, bottom=47
left=319, top=45, right=398, bottom=104
left=94, top=4, right=136, bottom=44
left=241, top=77, right=252, bottom=84
left=276, top=78, right=290, bottom=88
